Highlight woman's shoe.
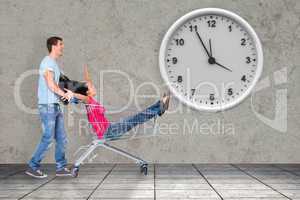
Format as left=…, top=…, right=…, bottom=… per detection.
left=159, top=92, right=170, bottom=116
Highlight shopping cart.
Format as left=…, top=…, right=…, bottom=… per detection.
left=70, top=103, right=160, bottom=178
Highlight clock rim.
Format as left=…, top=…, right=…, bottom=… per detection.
left=159, top=7, right=263, bottom=112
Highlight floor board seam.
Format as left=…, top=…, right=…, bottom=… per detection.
left=192, top=164, right=224, bottom=200
left=231, top=164, right=292, bottom=200
left=273, top=164, right=300, bottom=178
left=1, top=169, right=25, bottom=180
left=154, top=164, right=156, bottom=200
left=86, top=164, right=116, bottom=200
left=17, top=176, right=57, bottom=200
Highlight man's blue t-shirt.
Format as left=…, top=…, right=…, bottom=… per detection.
left=38, top=56, right=61, bottom=104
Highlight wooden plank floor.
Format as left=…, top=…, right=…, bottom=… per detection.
left=0, top=164, right=299, bottom=200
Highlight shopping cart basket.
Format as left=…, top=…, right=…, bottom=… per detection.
left=70, top=103, right=160, bottom=177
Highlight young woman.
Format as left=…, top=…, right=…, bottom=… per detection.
left=66, top=65, right=170, bottom=140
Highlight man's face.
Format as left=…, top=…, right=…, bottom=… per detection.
left=52, top=40, right=64, bottom=57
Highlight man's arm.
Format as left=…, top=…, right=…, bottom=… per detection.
left=44, top=69, right=73, bottom=101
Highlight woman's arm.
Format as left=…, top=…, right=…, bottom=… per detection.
left=84, top=64, right=91, bottom=82
left=73, top=92, right=89, bottom=103
left=63, top=88, right=89, bottom=104
left=84, top=64, right=97, bottom=97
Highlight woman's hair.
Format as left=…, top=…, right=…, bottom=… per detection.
left=59, top=74, right=88, bottom=104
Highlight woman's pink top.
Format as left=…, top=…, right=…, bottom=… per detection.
left=85, top=97, right=110, bottom=139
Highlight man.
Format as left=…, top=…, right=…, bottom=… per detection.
left=26, top=37, right=74, bottom=178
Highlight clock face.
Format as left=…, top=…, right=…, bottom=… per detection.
left=159, top=8, right=263, bottom=112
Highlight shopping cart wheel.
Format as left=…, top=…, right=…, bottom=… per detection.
left=71, top=166, right=79, bottom=178
left=140, top=163, right=148, bottom=176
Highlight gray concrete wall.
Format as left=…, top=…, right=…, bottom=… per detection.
left=0, top=0, right=299, bottom=163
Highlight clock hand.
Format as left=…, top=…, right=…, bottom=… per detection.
left=207, top=38, right=232, bottom=72
left=214, top=61, right=232, bottom=72
left=195, top=31, right=210, bottom=58
left=209, top=38, right=212, bottom=57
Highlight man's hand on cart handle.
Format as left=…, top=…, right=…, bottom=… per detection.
left=62, top=88, right=74, bottom=102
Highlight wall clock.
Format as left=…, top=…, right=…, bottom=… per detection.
left=159, top=8, right=263, bottom=112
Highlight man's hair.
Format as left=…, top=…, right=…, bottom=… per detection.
left=46, top=36, right=63, bottom=53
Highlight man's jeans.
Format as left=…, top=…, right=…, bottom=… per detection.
left=28, top=104, right=67, bottom=171
left=104, top=100, right=162, bottom=140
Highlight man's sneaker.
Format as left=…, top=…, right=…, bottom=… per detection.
left=56, top=167, right=72, bottom=177
left=25, top=168, right=48, bottom=179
